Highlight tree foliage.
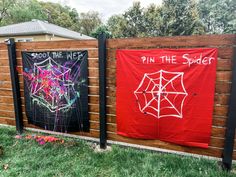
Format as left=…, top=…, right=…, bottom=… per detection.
left=91, top=25, right=112, bottom=38
left=107, top=15, right=128, bottom=38
left=40, top=2, right=80, bottom=31
left=0, top=0, right=15, bottom=24
left=8, top=0, right=47, bottom=24
left=0, top=0, right=102, bottom=36
left=106, top=0, right=235, bottom=38
left=0, top=0, right=234, bottom=38
left=160, top=0, right=205, bottom=36
left=79, top=11, right=102, bottom=36
left=107, top=1, right=206, bottom=38
left=198, top=0, right=236, bottom=34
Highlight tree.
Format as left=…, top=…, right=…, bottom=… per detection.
left=79, top=11, right=102, bottom=36
left=8, top=0, right=47, bottom=24
left=0, top=0, right=103, bottom=36
left=91, top=25, right=112, bottom=38
left=143, top=4, right=162, bottom=37
left=198, top=0, right=236, bottom=34
left=40, top=2, right=80, bottom=31
left=107, top=15, right=128, bottom=38
left=122, top=2, right=146, bottom=37
left=107, top=2, right=162, bottom=38
left=160, top=0, right=205, bottom=36
left=106, top=0, right=205, bottom=38
left=0, top=0, right=16, bottom=25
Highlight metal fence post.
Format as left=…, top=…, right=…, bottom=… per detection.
left=98, top=33, right=107, bottom=149
left=222, top=47, right=236, bottom=170
left=6, top=38, right=23, bottom=134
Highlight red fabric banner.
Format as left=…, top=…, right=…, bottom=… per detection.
left=116, top=48, right=217, bottom=148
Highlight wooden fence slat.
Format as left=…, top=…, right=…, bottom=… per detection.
left=107, top=133, right=223, bottom=158
left=16, top=40, right=98, bottom=49
left=15, top=49, right=99, bottom=59
left=107, top=47, right=235, bottom=60
left=0, top=43, right=7, bottom=50
left=2, top=58, right=99, bottom=68
left=107, top=34, right=236, bottom=49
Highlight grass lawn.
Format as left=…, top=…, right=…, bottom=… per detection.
left=0, top=126, right=235, bottom=177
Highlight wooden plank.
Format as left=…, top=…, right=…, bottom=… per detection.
left=213, top=117, right=226, bottom=127
left=107, top=70, right=233, bottom=82
left=9, top=58, right=99, bottom=68
left=0, top=51, right=8, bottom=58
left=0, top=43, right=7, bottom=50
left=0, top=74, right=11, bottom=82
left=0, top=117, right=15, bottom=125
left=0, top=78, right=99, bottom=90
left=0, top=95, right=99, bottom=105
left=16, top=49, right=98, bottom=60
left=214, top=105, right=228, bottom=117
left=216, top=71, right=232, bottom=82
left=0, top=67, right=10, bottom=73
left=217, top=59, right=232, bottom=71
left=0, top=59, right=9, bottom=66
left=89, top=104, right=99, bottom=113
left=88, top=68, right=99, bottom=77
left=102, top=104, right=229, bottom=118
left=85, top=114, right=227, bottom=138
left=88, top=86, right=99, bottom=95
left=0, top=81, right=12, bottom=89
left=0, top=96, right=13, bottom=104
left=107, top=133, right=223, bottom=158
left=107, top=34, right=236, bottom=49
left=4, top=77, right=92, bottom=90
left=0, top=110, right=14, bottom=117
left=106, top=79, right=232, bottom=94
left=4, top=66, right=99, bottom=78
left=0, top=117, right=100, bottom=138
left=214, top=94, right=229, bottom=105
left=107, top=94, right=229, bottom=116
left=0, top=94, right=98, bottom=105
left=18, top=112, right=100, bottom=122
left=0, top=106, right=225, bottom=128
left=0, top=104, right=14, bottom=110
left=215, top=82, right=231, bottom=94
left=232, top=151, right=236, bottom=160
left=107, top=97, right=116, bottom=106
left=107, top=47, right=235, bottom=61
left=94, top=114, right=228, bottom=127
left=107, top=60, right=116, bottom=69
left=72, top=129, right=99, bottom=138
left=16, top=40, right=98, bottom=50
left=211, top=127, right=226, bottom=138
left=218, top=47, right=235, bottom=59
left=0, top=90, right=13, bottom=96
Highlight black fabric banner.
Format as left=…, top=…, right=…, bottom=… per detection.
left=22, top=51, right=89, bottom=132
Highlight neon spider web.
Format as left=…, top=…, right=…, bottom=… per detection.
left=28, top=57, right=79, bottom=112
left=134, top=70, right=188, bottom=118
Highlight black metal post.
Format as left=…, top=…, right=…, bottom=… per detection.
left=222, top=48, right=236, bottom=170
left=98, top=33, right=107, bottom=149
left=6, top=38, right=23, bottom=134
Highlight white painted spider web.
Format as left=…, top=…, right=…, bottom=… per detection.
left=30, top=57, right=78, bottom=112
left=134, top=70, right=188, bottom=118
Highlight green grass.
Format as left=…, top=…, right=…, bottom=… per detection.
left=0, top=126, right=235, bottom=177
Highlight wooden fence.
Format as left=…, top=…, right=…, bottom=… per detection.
left=0, top=34, right=235, bottom=160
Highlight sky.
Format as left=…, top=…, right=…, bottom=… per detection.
left=40, top=0, right=163, bottom=21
